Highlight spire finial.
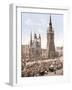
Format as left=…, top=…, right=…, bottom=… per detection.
left=49, top=14, right=52, bottom=26
left=30, top=31, right=32, bottom=46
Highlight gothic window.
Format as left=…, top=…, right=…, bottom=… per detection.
left=36, top=41, right=40, bottom=47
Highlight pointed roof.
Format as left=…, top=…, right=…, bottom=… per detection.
left=48, top=14, right=53, bottom=32
left=30, top=32, right=32, bottom=40
left=30, top=32, right=32, bottom=46
left=49, top=15, right=52, bottom=26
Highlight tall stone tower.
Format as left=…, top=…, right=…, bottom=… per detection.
left=47, top=15, right=55, bottom=59
left=29, top=33, right=42, bottom=61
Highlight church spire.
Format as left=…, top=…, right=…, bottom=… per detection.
left=49, top=15, right=52, bottom=26
left=30, top=32, right=32, bottom=46
left=49, top=15, right=52, bottom=31
left=47, top=14, right=55, bottom=59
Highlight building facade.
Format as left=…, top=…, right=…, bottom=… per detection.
left=29, top=33, right=42, bottom=61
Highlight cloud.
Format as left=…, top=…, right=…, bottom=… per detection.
left=24, top=18, right=48, bottom=27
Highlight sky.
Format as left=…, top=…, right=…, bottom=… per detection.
left=21, top=12, right=64, bottom=49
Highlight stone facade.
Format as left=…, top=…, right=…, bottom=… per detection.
left=42, top=49, right=47, bottom=59
left=29, top=33, right=42, bottom=61
left=47, top=15, right=56, bottom=59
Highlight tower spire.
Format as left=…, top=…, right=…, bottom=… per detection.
left=30, top=32, right=32, bottom=46
left=49, top=15, right=52, bottom=25
left=47, top=15, right=55, bottom=59
left=49, top=15, right=52, bottom=31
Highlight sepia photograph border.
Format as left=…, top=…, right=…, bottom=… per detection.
left=9, top=4, right=70, bottom=86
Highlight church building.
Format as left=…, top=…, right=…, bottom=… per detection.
left=29, top=33, right=42, bottom=61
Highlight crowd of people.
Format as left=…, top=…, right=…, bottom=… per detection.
left=21, top=59, right=63, bottom=77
